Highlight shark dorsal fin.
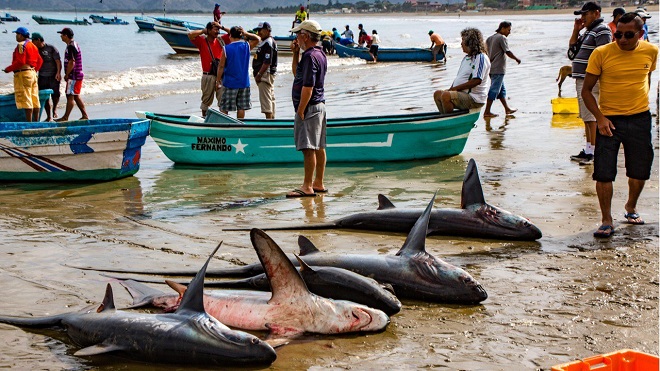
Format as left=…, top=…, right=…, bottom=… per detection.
left=395, top=191, right=436, bottom=257
left=298, top=235, right=321, bottom=256
left=461, top=159, right=486, bottom=209
left=166, top=280, right=187, bottom=295
left=175, top=242, right=222, bottom=315
left=96, top=284, right=116, bottom=313
left=250, top=229, right=310, bottom=305
left=294, top=254, right=315, bottom=273
left=377, top=194, right=396, bottom=210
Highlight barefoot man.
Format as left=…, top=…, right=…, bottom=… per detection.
left=483, top=21, right=521, bottom=118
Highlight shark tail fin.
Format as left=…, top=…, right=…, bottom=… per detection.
left=119, top=279, right=167, bottom=308
left=175, top=241, right=222, bottom=315
left=96, top=284, right=116, bottom=313
left=396, top=191, right=436, bottom=256
left=461, top=159, right=486, bottom=209
left=377, top=194, right=396, bottom=210
left=298, top=235, right=321, bottom=256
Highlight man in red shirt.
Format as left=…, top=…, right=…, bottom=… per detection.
left=188, top=22, right=226, bottom=117
left=3, top=27, right=43, bottom=121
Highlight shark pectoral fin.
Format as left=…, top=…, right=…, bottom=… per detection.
left=165, top=280, right=187, bottom=295
left=396, top=191, right=436, bottom=256
left=294, top=254, right=316, bottom=273
left=74, top=342, right=124, bottom=356
left=297, top=235, right=321, bottom=256
left=377, top=194, right=396, bottom=210
left=460, top=159, right=486, bottom=209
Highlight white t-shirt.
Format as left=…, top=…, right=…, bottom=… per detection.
left=371, top=34, right=380, bottom=45
left=451, top=53, right=491, bottom=103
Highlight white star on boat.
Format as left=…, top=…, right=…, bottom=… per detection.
left=233, top=139, right=248, bottom=154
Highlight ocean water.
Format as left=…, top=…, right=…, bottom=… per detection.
left=1, top=10, right=657, bottom=118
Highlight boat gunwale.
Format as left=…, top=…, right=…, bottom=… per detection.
left=146, top=110, right=473, bottom=130
left=0, top=119, right=150, bottom=138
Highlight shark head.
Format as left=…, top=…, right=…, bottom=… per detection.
left=172, top=242, right=277, bottom=365
left=462, top=159, right=542, bottom=240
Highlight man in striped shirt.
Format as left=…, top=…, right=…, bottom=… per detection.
left=568, top=2, right=611, bottom=165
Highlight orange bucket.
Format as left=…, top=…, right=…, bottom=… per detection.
left=552, top=349, right=658, bottom=371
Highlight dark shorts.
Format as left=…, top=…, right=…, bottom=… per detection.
left=37, top=75, right=61, bottom=98
left=593, top=110, right=654, bottom=182
left=221, top=87, right=251, bottom=112
left=370, top=44, right=379, bottom=57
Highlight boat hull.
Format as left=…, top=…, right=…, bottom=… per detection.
left=0, top=119, right=150, bottom=181
left=146, top=110, right=478, bottom=165
left=334, top=43, right=437, bottom=62
left=31, top=15, right=91, bottom=25
left=153, top=20, right=204, bottom=53
left=0, top=90, right=53, bottom=122
left=135, top=16, right=155, bottom=30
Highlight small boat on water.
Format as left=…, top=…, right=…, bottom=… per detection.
left=153, top=18, right=205, bottom=53
left=140, top=108, right=479, bottom=165
left=0, top=118, right=150, bottom=182
left=0, top=90, right=53, bottom=122
left=334, top=43, right=440, bottom=62
left=135, top=16, right=156, bottom=30
left=32, top=15, right=91, bottom=26
left=89, top=14, right=129, bottom=25
left=0, top=13, right=20, bottom=22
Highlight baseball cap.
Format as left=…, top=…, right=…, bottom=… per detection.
left=635, top=9, right=652, bottom=18
left=215, top=3, right=219, bottom=6
left=290, top=20, right=322, bottom=34
left=57, top=27, right=74, bottom=38
left=428, top=30, right=434, bottom=35
left=257, top=21, right=271, bottom=31
left=12, top=26, right=29, bottom=37
left=612, top=7, right=626, bottom=17
left=573, top=2, right=601, bottom=15
left=31, top=32, right=44, bottom=41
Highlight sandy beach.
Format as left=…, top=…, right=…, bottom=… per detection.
left=0, top=10, right=658, bottom=370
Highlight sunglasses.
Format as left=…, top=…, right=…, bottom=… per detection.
left=613, top=30, right=639, bottom=39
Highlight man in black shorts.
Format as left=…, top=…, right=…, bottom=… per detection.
left=581, top=12, right=658, bottom=238
left=31, top=32, right=61, bottom=121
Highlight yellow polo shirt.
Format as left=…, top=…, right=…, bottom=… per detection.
left=586, top=40, right=658, bottom=116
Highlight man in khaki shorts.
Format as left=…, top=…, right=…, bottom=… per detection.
left=3, top=26, right=43, bottom=121
left=433, top=28, right=490, bottom=114
left=252, top=22, right=278, bottom=119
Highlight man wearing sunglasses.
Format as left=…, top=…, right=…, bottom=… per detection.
left=568, top=1, right=612, bottom=165
left=581, top=12, right=658, bottom=238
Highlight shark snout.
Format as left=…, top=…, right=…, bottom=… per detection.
left=354, top=307, right=390, bottom=332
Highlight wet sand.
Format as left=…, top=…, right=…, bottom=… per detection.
left=0, top=22, right=658, bottom=371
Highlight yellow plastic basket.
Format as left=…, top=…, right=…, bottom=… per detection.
left=551, top=97, right=579, bottom=114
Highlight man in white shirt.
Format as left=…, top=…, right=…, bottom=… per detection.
left=433, top=28, right=491, bottom=113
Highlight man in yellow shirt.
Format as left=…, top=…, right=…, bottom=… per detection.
left=581, top=12, right=658, bottom=238
left=292, top=6, right=307, bottom=30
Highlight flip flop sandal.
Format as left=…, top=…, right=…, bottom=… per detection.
left=593, top=225, right=615, bottom=238
left=624, top=212, right=645, bottom=225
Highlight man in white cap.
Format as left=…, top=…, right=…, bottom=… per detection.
left=287, top=20, right=328, bottom=198
left=3, top=26, right=43, bottom=121
left=635, top=8, right=651, bottom=41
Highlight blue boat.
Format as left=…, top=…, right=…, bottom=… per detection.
left=141, top=108, right=479, bottom=165
left=135, top=16, right=156, bottom=30
left=334, top=43, right=440, bottom=62
left=0, top=118, right=150, bottom=181
left=153, top=18, right=205, bottom=53
left=0, top=13, right=20, bottom=22
left=90, top=14, right=129, bottom=25
left=0, top=90, right=53, bottom=122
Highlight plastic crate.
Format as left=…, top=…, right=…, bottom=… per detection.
left=552, top=349, right=659, bottom=371
left=551, top=97, right=579, bottom=114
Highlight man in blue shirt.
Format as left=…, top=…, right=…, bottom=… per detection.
left=287, top=20, right=328, bottom=198
left=217, top=26, right=260, bottom=119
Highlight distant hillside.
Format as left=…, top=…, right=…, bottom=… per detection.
left=0, top=0, right=408, bottom=13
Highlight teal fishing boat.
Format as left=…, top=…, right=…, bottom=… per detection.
left=32, top=15, right=91, bottom=25
left=334, top=43, right=440, bottom=62
left=141, top=109, right=478, bottom=165
left=0, top=90, right=53, bottom=122
left=0, top=118, right=150, bottom=181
